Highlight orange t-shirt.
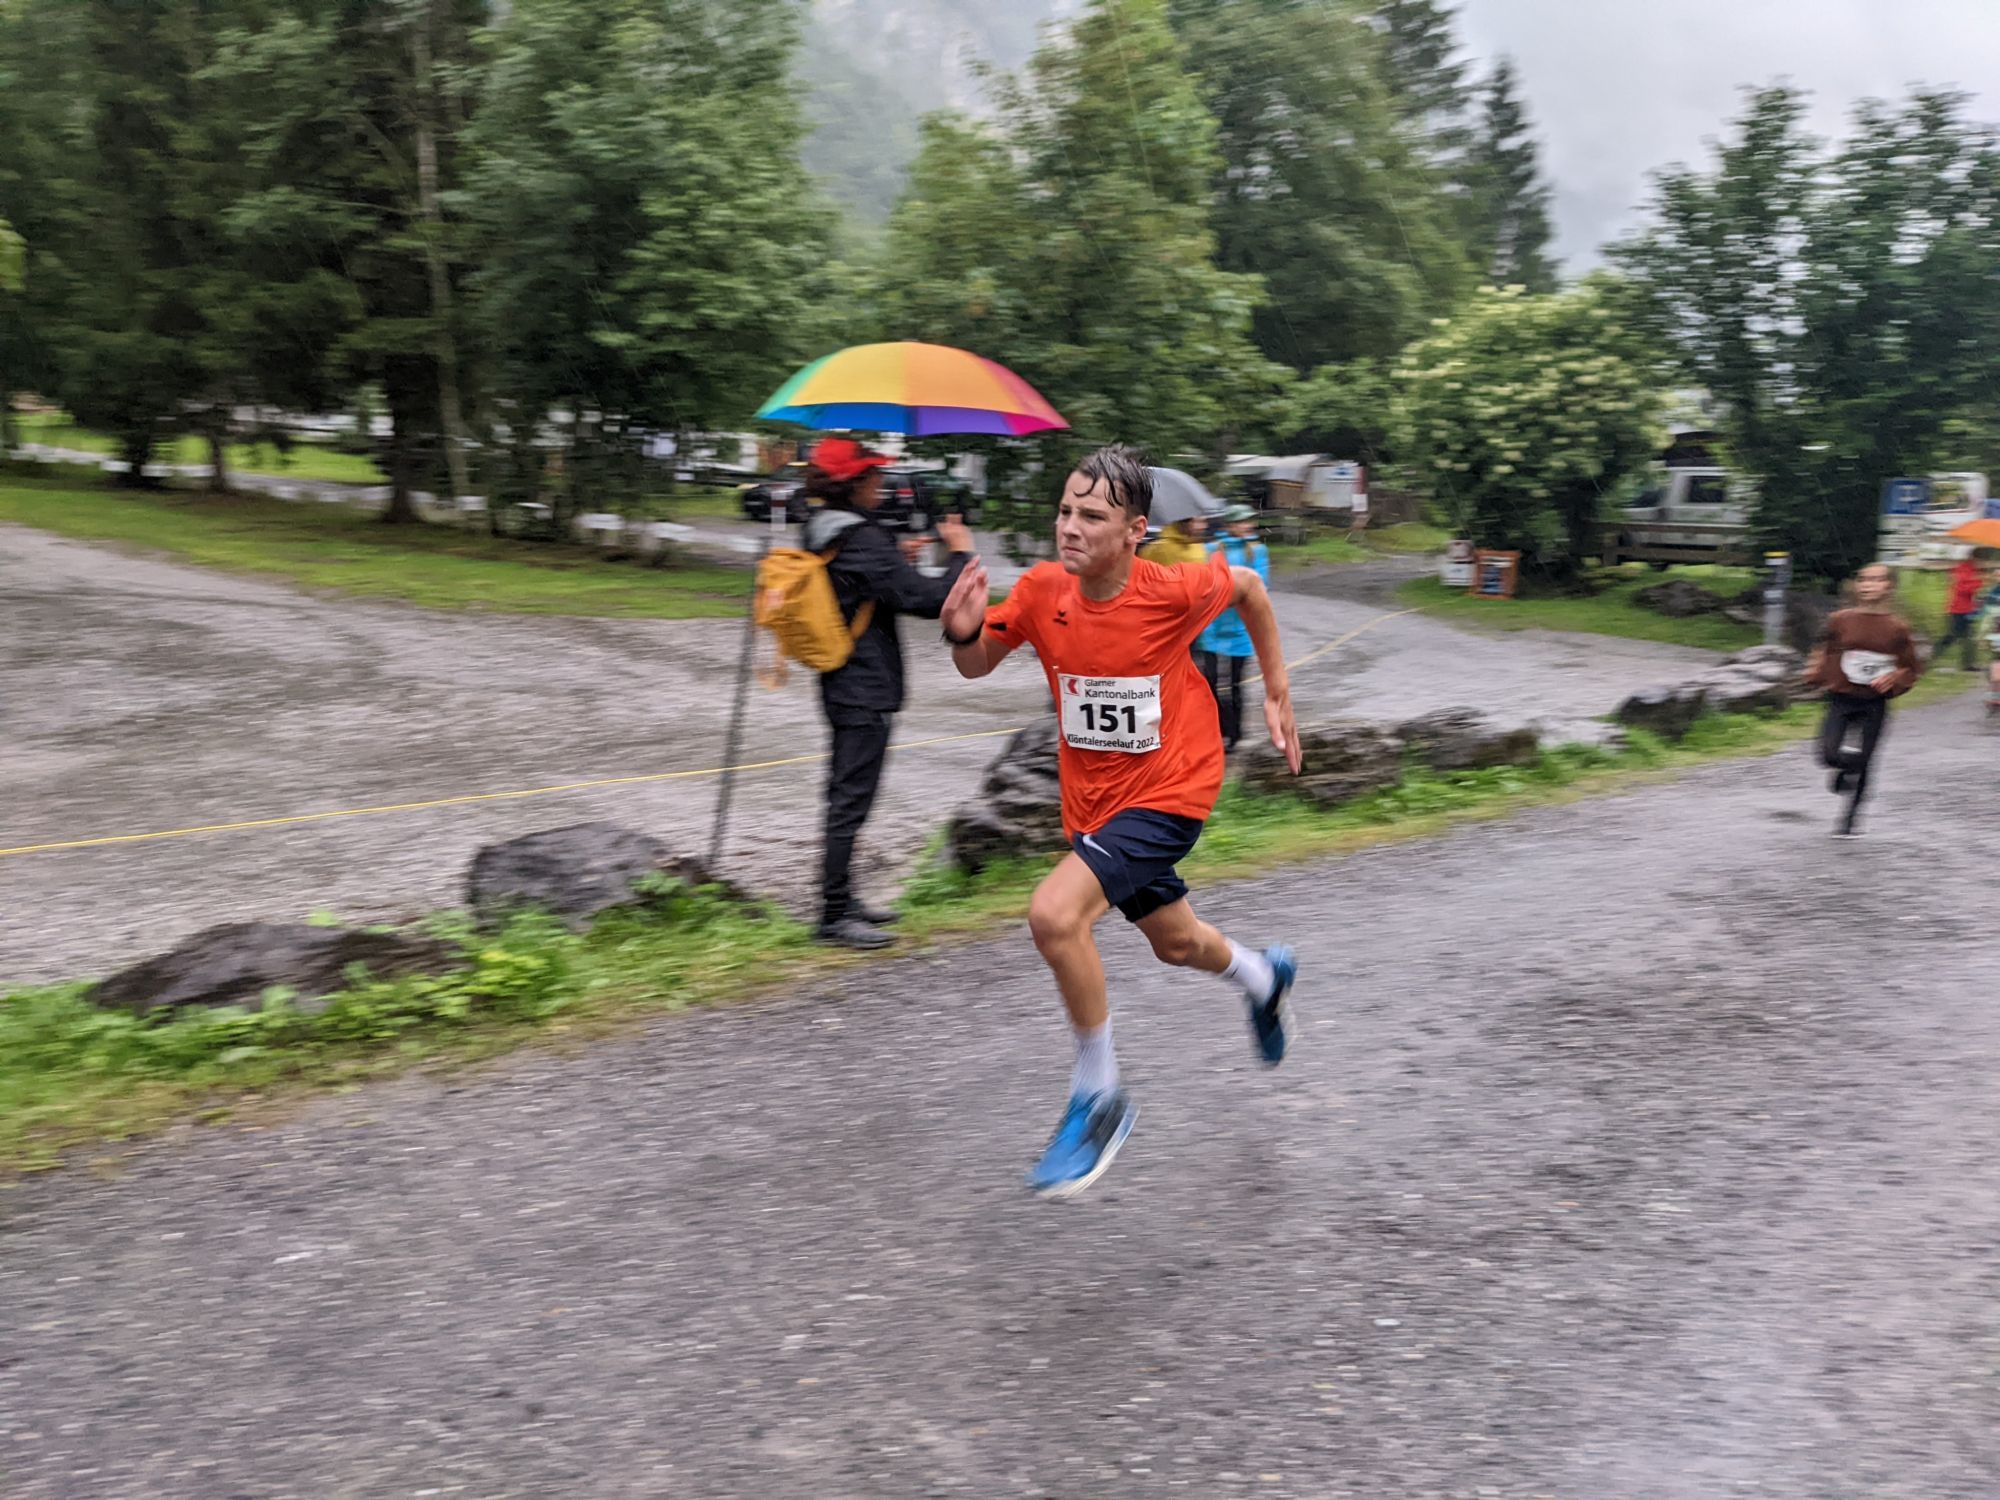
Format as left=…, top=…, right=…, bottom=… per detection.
left=985, top=551, right=1237, bottom=836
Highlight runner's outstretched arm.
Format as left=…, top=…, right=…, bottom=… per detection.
left=1230, top=566, right=1302, bottom=773
left=942, top=560, right=1010, bottom=679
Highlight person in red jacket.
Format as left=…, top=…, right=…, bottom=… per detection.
left=1932, top=554, right=1987, bottom=671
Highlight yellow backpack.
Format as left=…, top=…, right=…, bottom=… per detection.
left=753, top=515, right=874, bottom=681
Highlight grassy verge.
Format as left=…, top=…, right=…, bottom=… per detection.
left=1399, top=561, right=1961, bottom=654
left=1398, top=569, right=1765, bottom=652
left=13, top=410, right=391, bottom=485
left=0, top=469, right=750, bottom=618
left=12, top=412, right=755, bottom=518
left=15, top=683, right=1984, bottom=1176
left=641, top=487, right=749, bottom=522
left=1270, top=521, right=1452, bottom=572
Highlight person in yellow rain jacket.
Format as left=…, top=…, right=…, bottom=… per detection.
left=1139, top=514, right=1210, bottom=567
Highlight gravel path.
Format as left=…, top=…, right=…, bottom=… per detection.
left=2, top=523, right=1708, bottom=984
left=2, top=693, right=1995, bottom=1498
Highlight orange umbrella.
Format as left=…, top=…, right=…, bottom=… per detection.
left=1945, top=518, right=2000, bottom=549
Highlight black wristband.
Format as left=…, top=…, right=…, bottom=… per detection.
left=942, top=621, right=984, bottom=647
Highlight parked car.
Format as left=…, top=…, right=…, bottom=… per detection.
left=739, top=458, right=978, bottom=532
left=738, top=461, right=812, bottom=525
left=1602, top=465, right=1755, bottom=567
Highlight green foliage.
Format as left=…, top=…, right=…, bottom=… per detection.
left=1615, top=85, right=2000, bottom=582
left=1171, top=0, right=1471, bottom=372
left=1275, top=358, right=1396, bottom=464
left=1394, top=280, right=1666, bottom=576
left=466, top=0, right=824, bottom=522
left=879, top=0, right=1279, bottom=497
left=1370, top=0, right=1470, bottom=149
left=1460, top=57, right=1557, bottom=292
left=0, top=217, right=20, bottom=294
left=0, top=880, right=798, bottom=1163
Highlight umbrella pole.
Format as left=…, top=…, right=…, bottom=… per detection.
left=708, top=533, right=767, bottom=873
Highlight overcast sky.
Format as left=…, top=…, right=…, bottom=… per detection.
left=1452, top=0, right=2000, bottom=266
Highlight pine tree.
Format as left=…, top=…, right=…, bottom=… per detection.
left=466, top=0, right=823, bottom=524
left=1463, top=57, right=1557, bottom=290
left=1372, top=0, right=1469, bottom=157
left=1172, top=0, right=1471, bottom=371
left=883, top=0, right=1276, bottom=475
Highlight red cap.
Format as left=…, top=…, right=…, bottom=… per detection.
left=810, top=437, right=891, bottom=483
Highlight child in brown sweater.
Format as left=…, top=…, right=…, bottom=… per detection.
left=1806, top=562, right=1923, bottom=837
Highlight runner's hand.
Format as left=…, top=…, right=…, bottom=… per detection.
left=1265, top=688, right=1302, bottom=774
left=936, top=513, right=975, bottom=555
left=942, top=558, right=989, bottom=643
left=899, top=535, right=931, bottom=563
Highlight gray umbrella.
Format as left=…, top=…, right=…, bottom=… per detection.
left=1146, top=466, right=1226, bottom=526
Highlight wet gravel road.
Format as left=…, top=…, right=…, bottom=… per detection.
left=1, top=526, right=1705, bottom=985
left=3, top=693, right=1996, bottom=1498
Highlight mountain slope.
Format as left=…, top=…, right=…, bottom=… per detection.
left=801, top=0, right=1074, bottom=220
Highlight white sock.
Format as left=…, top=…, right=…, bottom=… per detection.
left=1220, top=940, right=1276, bottom=1003
left=1070, top=1020, right=1118, bottom=1101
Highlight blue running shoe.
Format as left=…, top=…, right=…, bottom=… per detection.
left=1247, top=945, right=1298, bottom=1066
left=1025, top=1090, right=1136, bottom=1198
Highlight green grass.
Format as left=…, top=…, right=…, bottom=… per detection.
left=1397, top=567, right=1766, bottom=652
left=1400, top=560, right=1962, bottom=653
left=13, top=410, right=391, bottom=485
left=644, top=487, right=748, bottom=521
left=12, top=412, right=759, bottom=518
left=0, top=468, right=750, bottom=618
left=16, top=680, right=1976, bottom=1176
left=0, top=886, right=822, bottom=1173
left=1269, top=521, right=1452, bottom=572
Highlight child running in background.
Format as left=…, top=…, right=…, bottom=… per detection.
left=1806, top=562, right=1923, bottom=837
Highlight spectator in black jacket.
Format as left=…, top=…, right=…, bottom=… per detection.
left=799, top=438, right=976, bottom=948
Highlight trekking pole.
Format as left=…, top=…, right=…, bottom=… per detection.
left=708, top=528, right=770, bottom=872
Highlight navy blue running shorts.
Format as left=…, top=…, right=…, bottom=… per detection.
left=1070, top=808, right=1206, bottom=924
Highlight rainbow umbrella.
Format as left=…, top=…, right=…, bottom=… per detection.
left=757, top=341, right=1067, bottom=437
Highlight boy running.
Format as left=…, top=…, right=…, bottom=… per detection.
left=938, top=446, right=1303, bottom=1197
left=1806, top=561, right=1922, bottom=837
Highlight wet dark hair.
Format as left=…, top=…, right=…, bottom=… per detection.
left=1072, top=443, right=1153, bottom=519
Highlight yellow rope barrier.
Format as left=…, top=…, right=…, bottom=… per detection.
left=1, top=608, right=1417, bottom=859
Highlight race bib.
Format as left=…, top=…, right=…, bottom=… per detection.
left=1058, top=674, right=1162, bottom=754
left=1841, top=649, right=1895, bottom=684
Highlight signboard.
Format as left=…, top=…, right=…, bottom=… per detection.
left=1473, top=549, right=1520, bottom=599
left=1311, top=460, right=1364, bottom=510
left=1879, top=473, right=1993, bottom=565
left=1880, top=477, right=1934, bottom=517
left=1440, top=537, right=1476, bottom=588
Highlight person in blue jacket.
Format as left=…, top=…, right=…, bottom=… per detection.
left=1196, top=505, right=1269, bottom=751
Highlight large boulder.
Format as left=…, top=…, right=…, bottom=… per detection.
left=945, top=717, right=1067, bottom=873
left=1240, top=720, right=1406, bottom=808
left=1634, top=579, right=1725, bottom=618
left=1611, top=684, right=1709, bottom=740
left=467, top=822, right=732, bottom=927
left=1703, top=644, right=1807, bottom=713
left=1394, top=708, right=1541, bottom=772
left=1615, top=645, right=1806, bottom=740
left=91, top=922, right=456, bottom=1018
